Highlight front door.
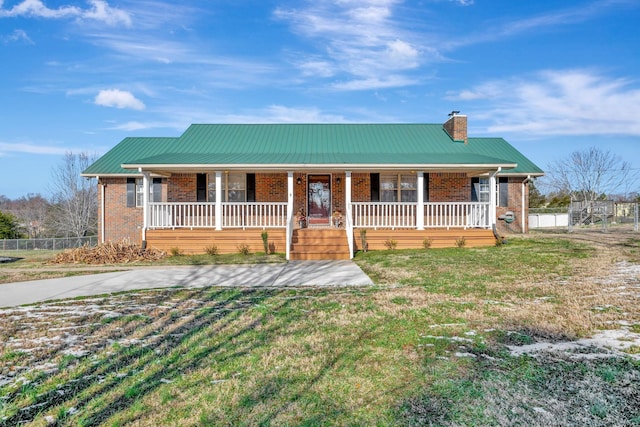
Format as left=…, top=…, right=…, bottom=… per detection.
left=307, top=174, right=331, bottom=226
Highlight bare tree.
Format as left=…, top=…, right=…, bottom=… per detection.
left=4, top=194, right=50, bottom=238
left=47, top=152, right=98, bottom=237
left=544, top=146, right=637, bottom=202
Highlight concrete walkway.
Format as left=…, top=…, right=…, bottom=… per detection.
left=0, top=261, right=373, bottom=308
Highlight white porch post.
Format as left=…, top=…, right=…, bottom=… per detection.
left=141, top=169, right=150, bottom=241
left=489, top=168, right=501, bottom=228
left=345, top=171, right=353, bottom=258
left=215, top=171, right=222, bottom=231
left=286, top=171, right=294, bottom=260
left=417, top=171, right=424, bottom=230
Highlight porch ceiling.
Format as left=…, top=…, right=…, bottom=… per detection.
left=121, top=152, right=517, bottom=175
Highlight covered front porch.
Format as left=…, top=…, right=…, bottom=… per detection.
left=137, top=171, right=499, bottom=259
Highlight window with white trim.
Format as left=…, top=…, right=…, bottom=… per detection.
left=471, top=177, right=490, bottom=203
left=379, top=174, right=417, bottom=202
left=206, top=173, right=254, bottom=202
left=127, top=177, right=161, bottom=207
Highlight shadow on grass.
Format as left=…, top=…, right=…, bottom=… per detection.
left=0, top=262, right=372, bottom=426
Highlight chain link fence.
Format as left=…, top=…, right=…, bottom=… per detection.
left=0, top=236, right=98, bottom=252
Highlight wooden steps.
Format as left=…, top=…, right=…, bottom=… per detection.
left=290, top=228, right=350, bottom=261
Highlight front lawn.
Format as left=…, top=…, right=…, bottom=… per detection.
left=0, top=235, right=639, bottom=426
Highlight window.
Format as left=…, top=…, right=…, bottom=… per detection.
left=471, top=177, right=490, bottom=203
left=498, top=177, right=509, bottom=207
left=127, top=177, right=161, bottom=207
left=205, top=173, right=255, bottom=202
left=371, top=173, right=421, bottom=202
left=471, top=177, right=508, bottom=206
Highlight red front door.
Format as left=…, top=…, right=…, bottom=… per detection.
left=307, top=175, right=331, bottom=226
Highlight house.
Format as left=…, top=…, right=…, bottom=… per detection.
left=82, top=113, right=543, bottom=260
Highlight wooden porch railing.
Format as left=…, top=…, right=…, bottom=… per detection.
left=351, top=202, right=490, bottom=229
left=222, top=202, right=287, bottom=228
left=423, top=202, right=490, bottom=228
left=149, top=201, right=490, bottom=230
left=148, top=202, right=287, bottom=229
left=351, top=202, right=416, bottom=229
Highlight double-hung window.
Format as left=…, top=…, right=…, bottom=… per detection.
left=127, top=177, right=162, bottom=207
left=198, top=173, right=256, bottom=202
left=372, top=173, right=423, bottom=202
left=471, top=177, right=508, bottom=206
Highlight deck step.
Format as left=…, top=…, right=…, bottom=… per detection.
left=290, top=228, right=350, bottom=261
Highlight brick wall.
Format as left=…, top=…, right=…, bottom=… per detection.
left=428, top=173, right=470, bottom=201
left=496, top=177, right=528, bottom=234
left=256, top=173, right=287, bottom=202
left=99, top=177, right=143, bottom=244
left=167, top=174, right=197, bottom=202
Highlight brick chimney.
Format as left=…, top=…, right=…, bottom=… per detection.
left=443, top=111, right=467, bottom=144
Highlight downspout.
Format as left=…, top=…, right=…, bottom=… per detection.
left=99, top=177, right=105, bottom=243
left=521, top=175, right=532, bottom=233
left=140, top=168, right=150, bottom=242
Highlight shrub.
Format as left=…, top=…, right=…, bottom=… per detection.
left=237, top=244, right=250, bottom=256
left=0, top=210, right=21, bottom=239
left=204, top=244, right=218, bottom=256
left=261, top=231, right=269, bottom=254
left=422, top=238, right=433, bottom=249
left=384, top=238, right=398, bottom=250
left=359, top=229, right=368, bottom=252
left=455, top=237, right=466, bottom=248
left=170, top=247, right=183, bottom=256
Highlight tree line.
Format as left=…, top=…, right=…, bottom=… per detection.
left=0, top=153, right=97, bottom=239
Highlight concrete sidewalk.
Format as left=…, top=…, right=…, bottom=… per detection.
left=0, top=261, right=373, bottom=308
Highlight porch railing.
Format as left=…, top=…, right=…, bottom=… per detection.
left=352, top=202, right=416, bottom=229
left=222, top=202, right=287, bottom=228
left=148, top=202, right=287, bottom=229
left=149, top=201, right=490, bottom=230
left=423, top=202, right=490, bottom=229
left=351, top=202, right=490, bottom=229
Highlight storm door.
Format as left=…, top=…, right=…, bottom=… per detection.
left=307, top=175, right=331, bottom=226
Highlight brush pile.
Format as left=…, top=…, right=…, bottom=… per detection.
left=50, top=239, right=166, bottom=264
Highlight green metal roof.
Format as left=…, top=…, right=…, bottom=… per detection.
left=82, top=137, right=179, bottom=175
left=82, top=124, right=543, bottom=176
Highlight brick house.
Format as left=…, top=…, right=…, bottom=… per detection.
left=82, top=113, right=543, bottom=260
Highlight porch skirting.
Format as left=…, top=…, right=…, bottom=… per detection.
left=145, top=227, right=496, bottom=256
left=353, top=228, right=496, bottom=251
left=146, top=228, right=287, bottom=255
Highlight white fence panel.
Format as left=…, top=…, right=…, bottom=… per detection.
left=528, top=213, right=569, bottom=228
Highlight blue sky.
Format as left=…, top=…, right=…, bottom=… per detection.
left=1, top=0, right=639, bottom=199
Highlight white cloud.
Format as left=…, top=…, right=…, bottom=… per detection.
left=1, top=28, right=32, bottom=44
left=448, top=69, right=640, bottom=136
left=82, top=0, right=132, bottom=26
left=0, top=141, right=70, bottom=155
left=95, top=89, right=145, bottom=110
left=274, top=0, right=425, bottom=90
left=0, top=0, right=131, bottom=26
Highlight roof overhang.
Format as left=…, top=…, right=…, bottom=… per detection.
left=121, top=162, right=518, bottom=175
